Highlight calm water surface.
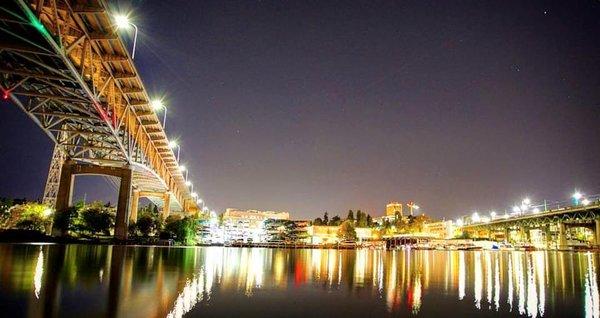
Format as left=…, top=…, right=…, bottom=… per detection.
left=0, top=244, right=598, bottom=317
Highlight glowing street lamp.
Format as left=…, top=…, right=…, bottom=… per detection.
left=169, top=140, right=181, bottom=162
left=191, top=192, right=198, bottom=198
left=455, top=219, right=464, bottom=227
left=512, top=205, right=521, bottom=215
left=582, top=198, right=590, bottom=206
left=471, top=212, right=480, bottom=223
left=490, top=211, right=497, bottom=219
left=532, top=207, right=541, bottom=213
left=151, top=99, right=168, bottom=129
left=113, top=14, right=138, bottom=59
left=572, top=191, right=583, bottom=205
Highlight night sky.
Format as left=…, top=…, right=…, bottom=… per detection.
left=1, top=0, right=600, bottom=220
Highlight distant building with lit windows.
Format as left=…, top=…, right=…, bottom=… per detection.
left=386, top=202, right=403, bottom=217
left=222, top=208, right=289, bottom=243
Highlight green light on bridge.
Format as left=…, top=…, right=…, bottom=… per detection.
left=25, top=9, right=49, bottom=37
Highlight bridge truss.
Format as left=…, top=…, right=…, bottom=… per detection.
left=0, top=0, right=199, bottom=213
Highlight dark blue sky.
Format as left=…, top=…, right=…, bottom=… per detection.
left=1, top=0, right=600, bottom=220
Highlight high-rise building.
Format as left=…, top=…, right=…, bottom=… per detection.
left=386, top=202, right=403, bottom=217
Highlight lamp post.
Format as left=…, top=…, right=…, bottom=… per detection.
left=169, top=140, right=181, bottom=162
left=151, top=99, right=167, bottom=129
left=114, top=15, right=138, bottom=59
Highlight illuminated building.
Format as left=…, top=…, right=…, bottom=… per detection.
left=386, top=202, right=403, bottom=217
left=222, top=208, right=289, bottom=243
left=422, top=220, right=456, bottom=239
left=307, top=225, right=374, bottom=244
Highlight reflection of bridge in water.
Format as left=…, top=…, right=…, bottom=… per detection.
left=2, top=245, right=598, bottom=317
left=1, top=0, right=201, bottom=239
left=461, top=203, right=600, bottom=248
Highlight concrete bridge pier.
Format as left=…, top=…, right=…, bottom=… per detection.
left=595, top=219, right=600, bottom=246
left=55, top=160, right=133, bottom=240
left=557, top=222, right=567, bottom=249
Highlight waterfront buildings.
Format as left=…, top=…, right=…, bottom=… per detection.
left=422, top=220, right=456, bottom=239
left=222, top=208, right=289, bottom=243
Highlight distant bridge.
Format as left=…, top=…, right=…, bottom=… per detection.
left=0, top=0, right=200, bottom=239
left=460, top=202, right=600, bottom=248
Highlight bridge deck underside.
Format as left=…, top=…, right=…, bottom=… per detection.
left=0, top=0, right=195, bottom=212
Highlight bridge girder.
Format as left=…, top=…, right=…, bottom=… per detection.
left=0, top=0, right=199, bottom=212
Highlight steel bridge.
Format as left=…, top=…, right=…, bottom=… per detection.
left=460, top=203, right=600, bottom=248
left=0, top=0, right=200, bottom=239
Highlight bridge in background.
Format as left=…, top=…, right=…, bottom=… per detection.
left=460, top=202, right=600, bottom=248
left=0, top=0, right=201, bottom=239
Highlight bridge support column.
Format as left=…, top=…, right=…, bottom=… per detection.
left=54, top=161, right=133, bottom=239
left=162, top=192, right=171, bottom=220
left=558, top=222, right=566, bottom=250
left=129, top=190, right=140, bottom=224
left=114, top=167, right=133, bottom=240
left=54, top=160, right=76, bottom=216
left=544, top=226, right=552, bottom=249
left=595, top=219, right=600, bottom=246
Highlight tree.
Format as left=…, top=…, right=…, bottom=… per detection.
left=330, top=215, right=342, bottom=226
left=313, top=217, right=323, bottom=226
left=356, top=210, right=368, bottom=227
left=337, top=220, right=357, bottom=241
left=135, top=214, right=160, bottom=237
left=53, top=207, right=79, bottom=236
left=347, top=210, right=354, bottom=222
left=80, top=202, right=115, bottom=236
left=1, top=202, right=53, bottom=233
left=366, top=214, right=373, bottom=227
left=163, top=216, right=198, bottom=245
left=323, top=212, right=329, bottom=225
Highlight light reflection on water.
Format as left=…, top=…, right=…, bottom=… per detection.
left=0, top=244, right=597, bottom=318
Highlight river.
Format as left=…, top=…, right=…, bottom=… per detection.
left=0, top=244, right=597, bottom=317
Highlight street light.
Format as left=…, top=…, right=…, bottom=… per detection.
left=490, top=211, right=497, bottom=219
left=582, top=198, right=590, bottom=206
left=151, top=99, right=167, bottom=129
left=455, top=219, right=464, bottom=227
left=191, top=192, right=198, bottom=198
left=572, top=191, right=583, bottom=205
left=113, top=14, right=138, bottom=59
left=471, top=212, right=480, bottom=223
left=168, top=141, right=181, bottom=162
left=512, top=206, right=521, bottom=215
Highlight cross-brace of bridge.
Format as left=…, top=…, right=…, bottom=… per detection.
left=461, top=203, right=600, bottom=247
left=0, top=0, right=200, bottom=239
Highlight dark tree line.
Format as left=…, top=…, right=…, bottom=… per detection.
left=313, top=209, right=374, bottom=228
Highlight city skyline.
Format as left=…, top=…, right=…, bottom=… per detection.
left=1, top=0, right=600, bottom=220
